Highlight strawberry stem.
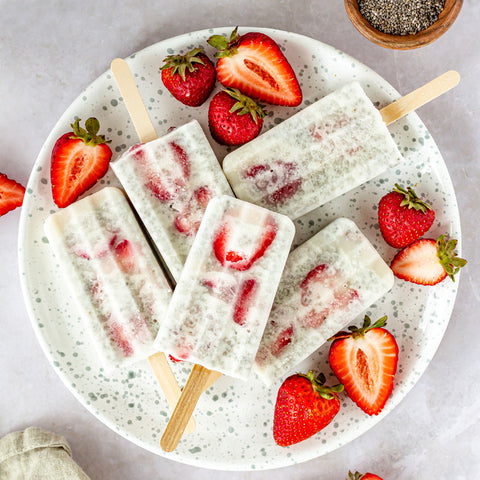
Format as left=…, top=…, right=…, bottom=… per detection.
left=299, top=370, right=344, bottom=400
left=436, top=234, right=467, bottom=281
left=70, top=117, right=110, bottom=146
left=208, top=26, right=241, bottom=58
left=160, top=48, right=207, bottom=81
left=223, top=88, right=266, bottom=124
left=393, top=183, right=432, bottom=213
left=328, top=315, right=388, bottom=341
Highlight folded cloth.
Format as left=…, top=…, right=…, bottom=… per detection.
left=0, top=427, right=90, bottom=480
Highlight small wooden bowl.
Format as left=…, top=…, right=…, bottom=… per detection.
left=344, top=0, right=463, bottom=50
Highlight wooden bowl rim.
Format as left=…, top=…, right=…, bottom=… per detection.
left=344, top=0, right=463, bottom=50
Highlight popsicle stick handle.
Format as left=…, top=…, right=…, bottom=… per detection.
left=380, top=70, right=460, bottom=126
left=148, top=352, right=197, bottom=434
left=160, top=364, right=213, bottom=452
left=110, top=58, right=158, bottom=143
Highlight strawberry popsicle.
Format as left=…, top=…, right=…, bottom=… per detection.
left=222, top=82, right=403, bottom=219
left=255, top=218, right=394, bottom=385
left=111, top=119, right=233, bottom=282
left=44, top=187, right=172, bottom=368
left=154, top=195, right=295, bottom=380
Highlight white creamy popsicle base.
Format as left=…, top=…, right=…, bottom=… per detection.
left=223, top=82, right=403, bottom=219
left=112, top=119, right=233, bottom=282
left=154, top=195, right=295, bottom=380
left=44, top=187, right=172, bottom=369
left=255, top=218, right=394, bottom=385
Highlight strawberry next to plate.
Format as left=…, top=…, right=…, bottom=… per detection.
left=208, top=27, right=302, bottom=106
left=328, top=315, right=398, bottom=416
left=347, top=471, right=383, bottom=480
left=0, top=172, right=25, bottom=217
left=50, top=117, right=112, bottom=208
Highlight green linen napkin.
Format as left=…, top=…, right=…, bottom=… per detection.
left=0, top=427, right=90, bottom=480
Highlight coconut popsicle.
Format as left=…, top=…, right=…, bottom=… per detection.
left=111, top=119, right=234, bottom=283
left=222, top=81, right=403, bottom=219
left=254, top=217, right=394, bottom=385
left=44, top=187, right=173, bottom=368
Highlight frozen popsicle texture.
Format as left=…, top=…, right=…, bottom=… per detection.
left=112, top=120, right=233, bottom=282
left=44, top=187, right=172, bottom=368
left=255, top=218, right=394, bottom=385
left=154, top=195, right=295, bottom=380
left=223, top=82, right=403, bottom=219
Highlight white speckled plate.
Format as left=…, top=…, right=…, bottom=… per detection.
left=18, top=27, right=461, bottom=470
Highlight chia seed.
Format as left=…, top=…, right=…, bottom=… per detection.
left=358, top=0, right=446, bottom=35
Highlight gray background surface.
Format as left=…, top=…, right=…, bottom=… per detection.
left=1, top=1, right=479, bottom=478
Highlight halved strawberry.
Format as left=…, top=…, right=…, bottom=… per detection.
left=212, top=212, right=277, bottom=270
left=161, top=48, right=216, bottom=107
left=51, top=118, right=112, bottom=208
left=0, top=173, right=25, bottom=216
left=208, top=27, right=302, bottom=106
left=391, top=235, right=466, bottom=285
left=328, top=315, right=398, bottom=416
left=233, top=278, right=257, bottom=326
left=299, top=264, right=359, bottom=328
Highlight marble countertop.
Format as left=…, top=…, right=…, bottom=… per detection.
left=1, top=1, right=479, bottom=478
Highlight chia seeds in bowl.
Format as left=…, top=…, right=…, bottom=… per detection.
left=358, top=0, right=446, bottom=35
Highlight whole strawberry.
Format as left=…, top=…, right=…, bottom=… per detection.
left=0, top=173, right=25, bottom=216
left=51, top=117, right=112, bottom=208
left=273, top=370, right=343, bottom=447
left=208, top=88, right=265, bottom=146
left=391, top=234, right=467, bottom=285
left=378, top=183, right=435, bottom=248
left=208, top=27, right=302, bottom=106
left=348, top=471, right=383, bottom=480
left=161, top=48, right=215, bottom=107
left=329, top=315, right=398, bottom=416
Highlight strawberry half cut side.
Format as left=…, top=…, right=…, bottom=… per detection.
left=328, top=315, right=398, bottom=416
left=0, top=173, right=25, bottom=216
left=208, top=27, right=302, bottom=106
left=51, top=117, right=112, bottom=208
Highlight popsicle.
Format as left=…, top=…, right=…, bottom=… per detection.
left=44, top=187, right=173, bottom=368
left=223, top=71, right=460, bottom=219
left=111, top=58, right=233, bottom=283
left=255, top=217, right=394, bottom=385
left=156, top=195, right=295, bottom=451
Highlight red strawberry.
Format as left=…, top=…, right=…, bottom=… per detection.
left=243, top=160, right=302, bottom=207
left=174, top=186, right=213, bottom=235
left=232, top=278, right=257, bottom=326
left=0, top=173, right=25, bottom=216
left=208, top=88, right=265, bottom=146
left=348, top=472, right=383, bottom=480
left=378, top=183, right=435, bottom=248
left=328, top=315, right=398, bottom=416
left=270, top=325, right=294, bottom=357
left=161, top=48, right=215, bottom=107
left=391, top=235, right=466, bottom=285
left=299, top=264, right=359, bottom=328
left=208, top=27, right=302, bottom=106
left=51, top=117, right=112, bottom=208
left=168, top=354, right=182, bottom=364
left=110, top=237, right=137, bottom=274
left=273, top=370, right=343, bottom=446
left=212, top=212, right=277, bottom=270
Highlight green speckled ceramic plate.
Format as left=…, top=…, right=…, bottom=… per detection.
left=18, top=27, right=461, bottom=470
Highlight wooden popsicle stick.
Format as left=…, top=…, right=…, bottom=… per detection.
left=148, top=352, right=196, bottom=434
left=160, top=364, right=214, bottom=452
left=110, top=58, right=158, bottom=143
left=380, top=70, right=460, bottom=126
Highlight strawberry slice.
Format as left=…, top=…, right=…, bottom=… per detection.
left=143, top=141, right=190, bottom=202
left=212, top=212, right=277, bottom=271
left=174, top=186, right=213, bottom=236
left=391, top=235, right=466, bottom=285
left=270, top=325, right=294, bottom=357
left=244, top=160, right=302, bottom=207
left=328, top=315, right=398, bottom=416
left=0, top=173, right=25, bottom=216
left=51, top=118, right=112, bottom=208
left=208, top=27, right=302, bottom=106
left=110, top=236, right=137, bottom=274
left=299, top=264, right=359, bottom=328
left=233, top=278, right=257, bottom=326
